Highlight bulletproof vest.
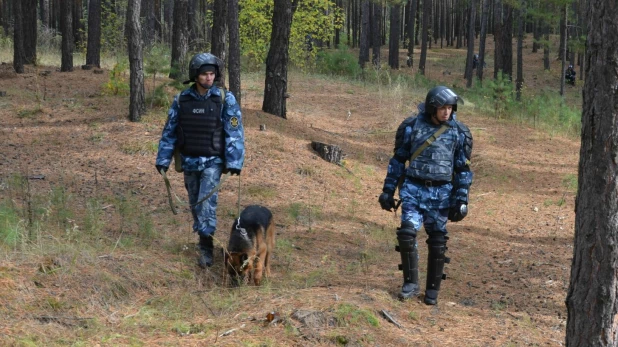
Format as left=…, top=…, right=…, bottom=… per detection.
left=176, top=93, right=224, bottom=157
left=406, top=117, right=459, bottom=182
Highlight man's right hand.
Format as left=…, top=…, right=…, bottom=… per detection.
left=379, top=192, right=396, bottom=211
left=156, top=165, right=168, bottom=174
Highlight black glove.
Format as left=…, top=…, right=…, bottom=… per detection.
left=224, top=168, right=241, bottom=176
left=378, top=192, right=396, bottom=211
left=448, top=202, right=468, bottom=222
left=156, top=165, right=168, bottom=174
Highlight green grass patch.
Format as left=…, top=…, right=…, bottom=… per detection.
left=334, top=303, right=380, bottom=327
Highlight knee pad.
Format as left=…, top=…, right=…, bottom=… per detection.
left=427, top=232, right=448, bottom=246
left=396, top=221, right=417, bottom=239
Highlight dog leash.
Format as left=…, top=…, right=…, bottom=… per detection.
left=160, top=168, right=231, bottom=215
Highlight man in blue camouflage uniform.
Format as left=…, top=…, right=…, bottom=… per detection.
left=156, top=53, right=245, bottom=268
left=379, top=86, right=473, bottom=305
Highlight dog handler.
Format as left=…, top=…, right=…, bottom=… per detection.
left=379, top=86, right=473, bottom=305
left=155, top=53, right=245, bottom=268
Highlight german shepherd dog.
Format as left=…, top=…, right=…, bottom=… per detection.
left=225, top=205, right=275, bottom=286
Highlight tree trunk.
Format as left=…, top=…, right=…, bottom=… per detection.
left=418, top=0, right=431, bottom=75
left=493, top=0, right=502, bottom=78
left=311, top=141, right=343, bottom=165
left=169, top=0, right=188, bottom=80
left=358, top=0, right=370, bottom=68
left=73, top=0, right=84, bottom=48
left=127, top=0, right=145, bottom=122
left=477, top=0, right=489, bottom=82
left=515, top=0, right=524, bottom=101
left=388, top=4, right=400, bottom=69
left=13, top=0, right=25, bottom=73
left=406, top=0, right=417, bottom=67
left=543, top=24, right=550, bottom=70
left=262, top=0, right=297, bottom=118
left=141, top=0, right=156, bottom=47
left=23, top=0, right=37, bottom=64
left=228, top=0, right=241, bottom=105
left=500, top=3, right=513, bottom=79
left=211, top=0, right=228, bottom=85
left=465, top=0, right=475, bottom=87
left=60, top=0, right=74, bottom=72
left=371, top=2, right=381, bottom=66
left=86, top=0, right=101, bottom=67
left=566, top=0, right=618, bottom=344
left=560, top=4, right=567, bottom=96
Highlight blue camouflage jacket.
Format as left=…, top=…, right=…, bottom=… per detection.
left=155, top=85, right=245, bottom=172
left=382, top=103, right=473, bottom=205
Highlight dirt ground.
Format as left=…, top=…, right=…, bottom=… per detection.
left=0, top=40, right=579, bottom=346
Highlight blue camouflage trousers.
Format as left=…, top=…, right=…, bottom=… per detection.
left=399, top=179, right=451, bottom=240
left=183, top=163, right=223, bottom=237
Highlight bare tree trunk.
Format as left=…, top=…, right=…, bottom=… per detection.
left=228, top=0, right=241, bottom=105
left=141, top=0, right=156, bottom=47
left=13, top=0, right=25, bottom=73
left=515, top=0, right=524, bottom=101
left=464, top=0, right=476, bottom=86
left=169, top=0, right=188, bottom=80
left=23, top=0, right=37, bottom=64
left=41, top=0, right=50, bottom=28
left=493, top=0, right=502, bottom=78
left=211, top=0, right=228, bottom=85
left=60, top=0, right=74, bottom=72
left=419, top=0, right=431, bottom=75
left=388, top=4, right=401, bottom=69
left=127, top=0, right=145, bottom=122
left=359, top=0, right=370, bottom=68
left=406, top=0, right=417, bottom=67
left=543, top=24, right=550, bottom=70
left=559, top=3, right=567, bottom=96
left=501, top=3, right=513, bottom=79
left=566, top=0, right=618, bottom=344
left=477, top=0, right=489, bottom=81
left=86, top=0, right=101, bottom=67
left=262, top=0, right=297, bottom=118
left=371, top=2, right=381, bottom=66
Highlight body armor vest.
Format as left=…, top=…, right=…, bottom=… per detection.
left=176, top=93, right=224, bottom=157
left=406, top=117, right=459, bottom=182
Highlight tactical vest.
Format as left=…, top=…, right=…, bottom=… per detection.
left=176, top=92, right=225, bottom=157
left=406, top=118, right=459, bottom=182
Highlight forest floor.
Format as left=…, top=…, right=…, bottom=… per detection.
left=0, top=38, right=581, bottom=346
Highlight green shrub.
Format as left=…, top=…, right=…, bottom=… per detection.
left=315, top=46, right=362, bottom=78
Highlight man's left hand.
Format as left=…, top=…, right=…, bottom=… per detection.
left=224, top=168, right=241, bottom=176
left=448, top=202, right=468, bottom=222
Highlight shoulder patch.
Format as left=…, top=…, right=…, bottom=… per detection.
left=230, top=116, right=239, bottom=128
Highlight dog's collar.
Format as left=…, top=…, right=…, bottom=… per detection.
left=236, top=217, right=249, bottom=239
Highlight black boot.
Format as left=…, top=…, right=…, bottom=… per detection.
left=198, top=235, right=214, bottom=268
left=424, top=243, right=449, bottom=305
left=396, top=235, right=420, bottom=299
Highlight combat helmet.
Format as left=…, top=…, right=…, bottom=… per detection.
left=424, top=86, right=463, bottom=116
left=184, top=53, right=223, bottom=84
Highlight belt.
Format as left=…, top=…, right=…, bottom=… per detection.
left=409, top=177, right=450, bottom=187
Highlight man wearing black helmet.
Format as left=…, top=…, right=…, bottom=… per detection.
left=155, top=53, right=245, bottom=269
left=379, top=86, right=473, bottom=305
left=565, top=65, right=576, bottom=85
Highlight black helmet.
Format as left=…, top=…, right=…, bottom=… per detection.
left=425, top=86, right=463, bottom=115
left=184, top=53, right=223, bottom=84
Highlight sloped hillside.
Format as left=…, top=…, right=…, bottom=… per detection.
left=0, top=51, right=578, bottom=346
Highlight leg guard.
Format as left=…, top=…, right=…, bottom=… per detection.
left=424, top=243, right=450, bottom=305
left=396, top=222, right=420, bottom=299
left=198, top=235, right=214, bottom=268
